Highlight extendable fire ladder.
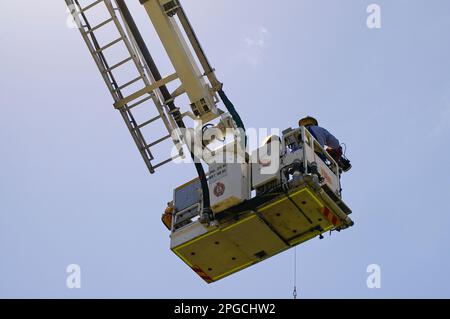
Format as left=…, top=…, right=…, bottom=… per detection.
left=66, top=0, right=184, bottom=173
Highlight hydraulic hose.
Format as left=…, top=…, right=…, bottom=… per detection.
left=218, top=89, right=247, bottom=147
left=115, top=0, right=212, bottom=217
left=218, top=90, right=245, bottom=133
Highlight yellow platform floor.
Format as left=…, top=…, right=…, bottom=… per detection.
left=172, top=186, right=352, bottom=283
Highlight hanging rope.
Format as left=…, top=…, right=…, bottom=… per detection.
left=293, top=247, right=298, bottom=299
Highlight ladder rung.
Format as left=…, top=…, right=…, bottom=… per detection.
left=87, top=17, right=114, bottom=34
left=80, top=0, right=104, bottom=13
left=153, top=155, right=181, bottom=170
left=145, top=135, right=171, bottom=149
left=104, top=57, right=133, bottom=73
left=115, top=76, right=143, bottom=92
left=136, top=116, right=162, bottom=130
left=94, top=37, right=123, bottom=54
left=127, top=95, right=153, bottom=110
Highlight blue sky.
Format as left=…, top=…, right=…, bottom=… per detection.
left=1, top=0, right=450, bottom=298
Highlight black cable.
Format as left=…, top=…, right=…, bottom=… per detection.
left=293, top=247, right=298, bottom=300
left=116, top=0, right=212, bottom=216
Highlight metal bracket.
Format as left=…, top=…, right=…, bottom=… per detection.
left=114, top=73, right=179, bottom=109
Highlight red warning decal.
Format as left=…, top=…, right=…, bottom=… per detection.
left=213, top=182, right=226, bottom=197
left=192, top=265, right=214, bottom=284
left=320, top=207, right=341, bottom=227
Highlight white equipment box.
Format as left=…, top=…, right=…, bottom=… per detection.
left=208, top=160, right=250, bottom=213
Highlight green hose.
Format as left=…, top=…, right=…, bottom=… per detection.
left=218, top=89, right=247, bottom=146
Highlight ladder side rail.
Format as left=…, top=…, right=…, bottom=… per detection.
left=71, top=0, right=157, bottom=172
left=68, top=0, right=185, bottom=172
left=111, top=0, right=184, bottom=155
